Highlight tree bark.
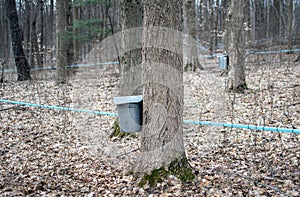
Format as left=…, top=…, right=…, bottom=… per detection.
left=135, top=0, right=186, bottom=174
left=183, top=0, right=202, bottom=71
left=31, top=1, right=42, bottom=68
left=56, top=0, right=73, bottom=84
left=6, top=0, right=31, bottom=81
left=226, top=0, right=247, bottom=92
left=287, top=0, right=293, bottom=50
left=39, top=0, right=44, bottom=66
left=119, top=0, right=143, bottom=96
left=272, top=0, right=281, bottom=39
left=49, top=0, right=54, bottom=63
left=24, top=0, right=31, bottom=59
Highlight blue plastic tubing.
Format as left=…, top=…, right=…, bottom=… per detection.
left=1, top=99, right=299, bottom=134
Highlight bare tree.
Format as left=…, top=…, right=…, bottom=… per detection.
left=287, top=0, right=294, bottom=50
left=183, top=0, right=202, bottom=71
left=30, top=0, right=42, bottom=68
left=6, top=0, right=31, bottom=81
left=56, top=0, right=73, bottom=84
left=135, top=0, right=192, bottom=180
left=225, top=0, right=247, bottom=92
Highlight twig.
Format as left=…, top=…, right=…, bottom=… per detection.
left=0, top=106, right=26, bottom=111
left=117, top=148, right=140, bottom=157
left=287, top=102, right=300, bottom=107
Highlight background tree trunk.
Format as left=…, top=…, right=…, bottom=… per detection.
left=49, top=0, right=54, bottom=64
left=183, top=0, right=202, bottom=71
left=119, top=0, right=143, bottom=96
left=226, top=0, right=247, bottom=92
left=31, top=1, right=42, bottom=68
left=135, top=0, right=186, bottom=174
left=6, top=0, right=31, bottom=81
left=39, top=0, right=44, bottom=67
left=24, top=0, right=31, bottom=60
left=287, top=0, right=293, bottom=50
left=56, top=0, right=73, bottom=84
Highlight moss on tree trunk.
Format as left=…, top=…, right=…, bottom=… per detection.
left=138, top=158, right=195, bottom=188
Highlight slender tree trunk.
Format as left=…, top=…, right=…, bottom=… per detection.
left=24, top=0, right=31, bottom=60
left=244, top=0, right=251, bottom=46
left=1, top=0, right=10, bottom=73
left=273, top=0, right=280, bottom=39
left=119, top=0, right=142, bottom=96
left=226, top=0, right=247, bottom=92
left=250, top=0, right=256, bottom=42
left=183, top=0, right=202, bottom=71
left=6, top=0, right=31, bottom=81
left=266, top=0, right=272, bottom=40
left=214, top=0, right=219, bottom=50
left=73, top=5, right=80, bottom=63
left=135, top=0, right=186, bottom=174
left=50, top=0, right=54, bottom=64
left=39, top=0, right=44, bottom=66
left=56, top=0, right=71, bottom=83
left=209, top=0, right=214, bottom=53
left=287, top=0, right=293, bottom=50
left=31, top=2, right=42, bottom=68
left=0, top=1, right=5, bottom=83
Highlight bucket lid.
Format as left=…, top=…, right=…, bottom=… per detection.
left=113, top=95, right=143, bottom=105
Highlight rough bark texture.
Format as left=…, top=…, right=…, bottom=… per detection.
left=6, top=0, right=31, bottom=81
left=225, top=0, right=247, bottom=93
left=183, top=0, right=202, bottom=71
left=135, top=0, right=186, bottom=173
left=56, top=0, right=73, bottom=84
left=31, top=1, right=42, bottom=68
left=119, top=0, right=143, bottom=96
left=287, top=0, right=293, bottom=50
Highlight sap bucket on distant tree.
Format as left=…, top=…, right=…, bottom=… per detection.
left=113, top=95, right=143, bottom=133
left=218, top=54, right=229, bottom=70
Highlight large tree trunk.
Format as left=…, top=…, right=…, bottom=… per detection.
left=135, top=0, right=186, bottom=174
left=226, top=0, right=247, bottom=92
left=119, top=0, right=142, bottom=96
left=6, top=0, right=31, bottom=81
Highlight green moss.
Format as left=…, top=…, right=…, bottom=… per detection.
left=138, top=158, right=195, bottom=188
left=168, top=158, right=195, bottom=183
left=110, top=119, right=129, bottom=138
left=138, top=167, right=167, bottom=187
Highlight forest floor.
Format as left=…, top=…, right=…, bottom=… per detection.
left=0, top=52, right=299, bottom=196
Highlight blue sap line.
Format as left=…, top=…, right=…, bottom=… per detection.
left=183, top=120, right=300, bottom=134
left=2, top=47, right=299, bottom=72
left=1, top=99, right=299, bottom=134
left=246, top=48, right=300, bottom=55
left=202, top=48, right=300, bottom=58
left=0, top=99, right=117, bottom=117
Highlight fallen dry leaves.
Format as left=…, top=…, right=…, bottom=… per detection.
left=0, top=53, right=299, bottom=196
